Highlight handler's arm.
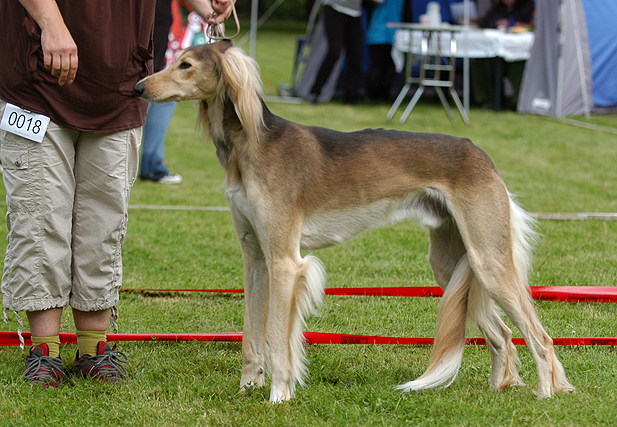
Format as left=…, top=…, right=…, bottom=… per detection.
left=186, top=0, right=235, bottom=25
left=18, top=0, right=78, bottom=86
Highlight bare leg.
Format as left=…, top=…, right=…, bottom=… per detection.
left=72, top=308, right=110, bottom=331
left=27, top=308, right=63, bottom=337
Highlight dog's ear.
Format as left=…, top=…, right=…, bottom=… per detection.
left=219, top=46, right=264, bottom=144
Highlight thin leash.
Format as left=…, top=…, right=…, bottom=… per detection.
left=206, top=1, right=241, bottom=41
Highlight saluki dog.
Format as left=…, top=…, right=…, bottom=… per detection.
left=134, top=40, right=574, bottom=403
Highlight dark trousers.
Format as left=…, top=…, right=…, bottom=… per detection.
left=366, top=44, right=397, bottom=102
left=471, top=58, right=526, bottom=109
left=310, top=6, right=364, bottom=103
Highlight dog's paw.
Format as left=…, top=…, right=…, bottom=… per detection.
left=240, top=369, right=265, bottom=391
left=269, top=384, right=291, bottom=403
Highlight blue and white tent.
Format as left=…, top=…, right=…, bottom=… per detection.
left=518, top=0, right=617, bottom=117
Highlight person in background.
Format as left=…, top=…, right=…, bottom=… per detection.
left=365, top=0, right=405, bottom=103
left=140, top=0, right=227, bottom=184
left=470, top=0, right=534, bottom=108
left=0, top=0, right=231, bottom=388
left=307, top=0, right=364, bottom=105
left=476, top=0, right=534, bottom=29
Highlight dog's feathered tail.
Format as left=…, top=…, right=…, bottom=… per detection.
left=396, top=253, right=472, bottom=392
left=288, top=255, right=326, bottom=396
left=508, top=193, right=538, bottom=288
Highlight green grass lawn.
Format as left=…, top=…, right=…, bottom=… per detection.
left=1, top=25, right=616, bottom=426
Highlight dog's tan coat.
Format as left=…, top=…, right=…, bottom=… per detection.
left=134, top=41, right=574, bottom=402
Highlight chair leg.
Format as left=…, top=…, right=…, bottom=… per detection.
left=400, top=86, right=425, bottom=124
left=387, top=83, right=411, bottom=121
left=436, top=87, right=455, bottom=122
left=450, top=87, right=470, bottom=125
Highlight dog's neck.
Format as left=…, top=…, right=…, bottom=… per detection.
left=200, top=96, right=264, bottom=169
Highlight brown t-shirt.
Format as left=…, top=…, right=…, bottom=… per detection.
left=0, top=0, right=156, bottom=133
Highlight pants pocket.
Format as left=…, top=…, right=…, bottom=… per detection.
left=1, top=141, right=38, bottom=212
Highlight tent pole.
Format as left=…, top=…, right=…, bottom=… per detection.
left=463, top=0, right=470, bottom=113
left=305, top=0, right=323, bottom=37
left=249, top=0, right=258, bottom=58
left=556, top=0, right=566, bottom=117
left=238, top=0, right=287, bottom=48
left=570, top=0, right=592, bottom=118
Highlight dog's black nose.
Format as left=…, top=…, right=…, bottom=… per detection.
left=133, top=83, right=145, bottom=97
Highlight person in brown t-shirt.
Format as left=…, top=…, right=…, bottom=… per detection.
left=0, top=0, right=232, bottom=387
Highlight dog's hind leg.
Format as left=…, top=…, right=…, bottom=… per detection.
left=468, top=266, right=570, bottom=397
left=454, top=191, right=574, bottom=398
left=427, top=219, right=522, bottom=391
left=415, top=219, right=520, bottom=392
left=267, top=253, right=325, bottom=403
left=426, top=218, right=467, bottom=288
left=428, top=219, right=523, bottom=390
left=467, top=278, right=524, bottom=390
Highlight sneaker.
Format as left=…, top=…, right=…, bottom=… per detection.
left=73, top=341, right=129, bottom=382
left=139, top=171, right=183, bottom=184
left=23, top=343, right=64, bottom=388
left=157, top=173, right=183, bottom=184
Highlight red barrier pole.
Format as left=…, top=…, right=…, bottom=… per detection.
left=121, top=286, right=617, bottom=303
left=1, top=331, right=615, bottom=347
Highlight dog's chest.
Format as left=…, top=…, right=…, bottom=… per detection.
left=226, top=184, right=255, bottom=227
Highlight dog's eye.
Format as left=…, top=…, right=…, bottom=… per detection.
left=179, top=62, right=192, bottom=70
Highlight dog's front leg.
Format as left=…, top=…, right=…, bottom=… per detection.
left=267, top=256, right=299, bottom=403
left=228, top=201, right=269, bottom=391
left=239, top=230, right=269, bottom=391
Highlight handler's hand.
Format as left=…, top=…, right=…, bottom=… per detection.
left=41, top=22, right=78, bottom=86
left=206, top=0, right=234, bottom=25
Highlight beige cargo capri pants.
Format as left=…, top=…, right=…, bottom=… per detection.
left=0, top=100, right=141, bottom=334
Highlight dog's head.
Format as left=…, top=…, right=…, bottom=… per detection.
left=134, top=40, right=263, bottom=146
left=134, top=40, right=262, bottom=103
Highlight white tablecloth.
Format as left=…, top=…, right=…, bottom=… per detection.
left=392, top=28, right=535, bottom=72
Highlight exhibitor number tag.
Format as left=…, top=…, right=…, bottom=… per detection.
left=0, top=103, right=50, bottom=143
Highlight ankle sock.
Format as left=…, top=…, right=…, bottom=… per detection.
left=31, top=335, right=61, bottom=358
left=76, top=330, right=107, bottom=357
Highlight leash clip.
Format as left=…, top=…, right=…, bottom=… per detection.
left=206, top=3, right=240, bottom=41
